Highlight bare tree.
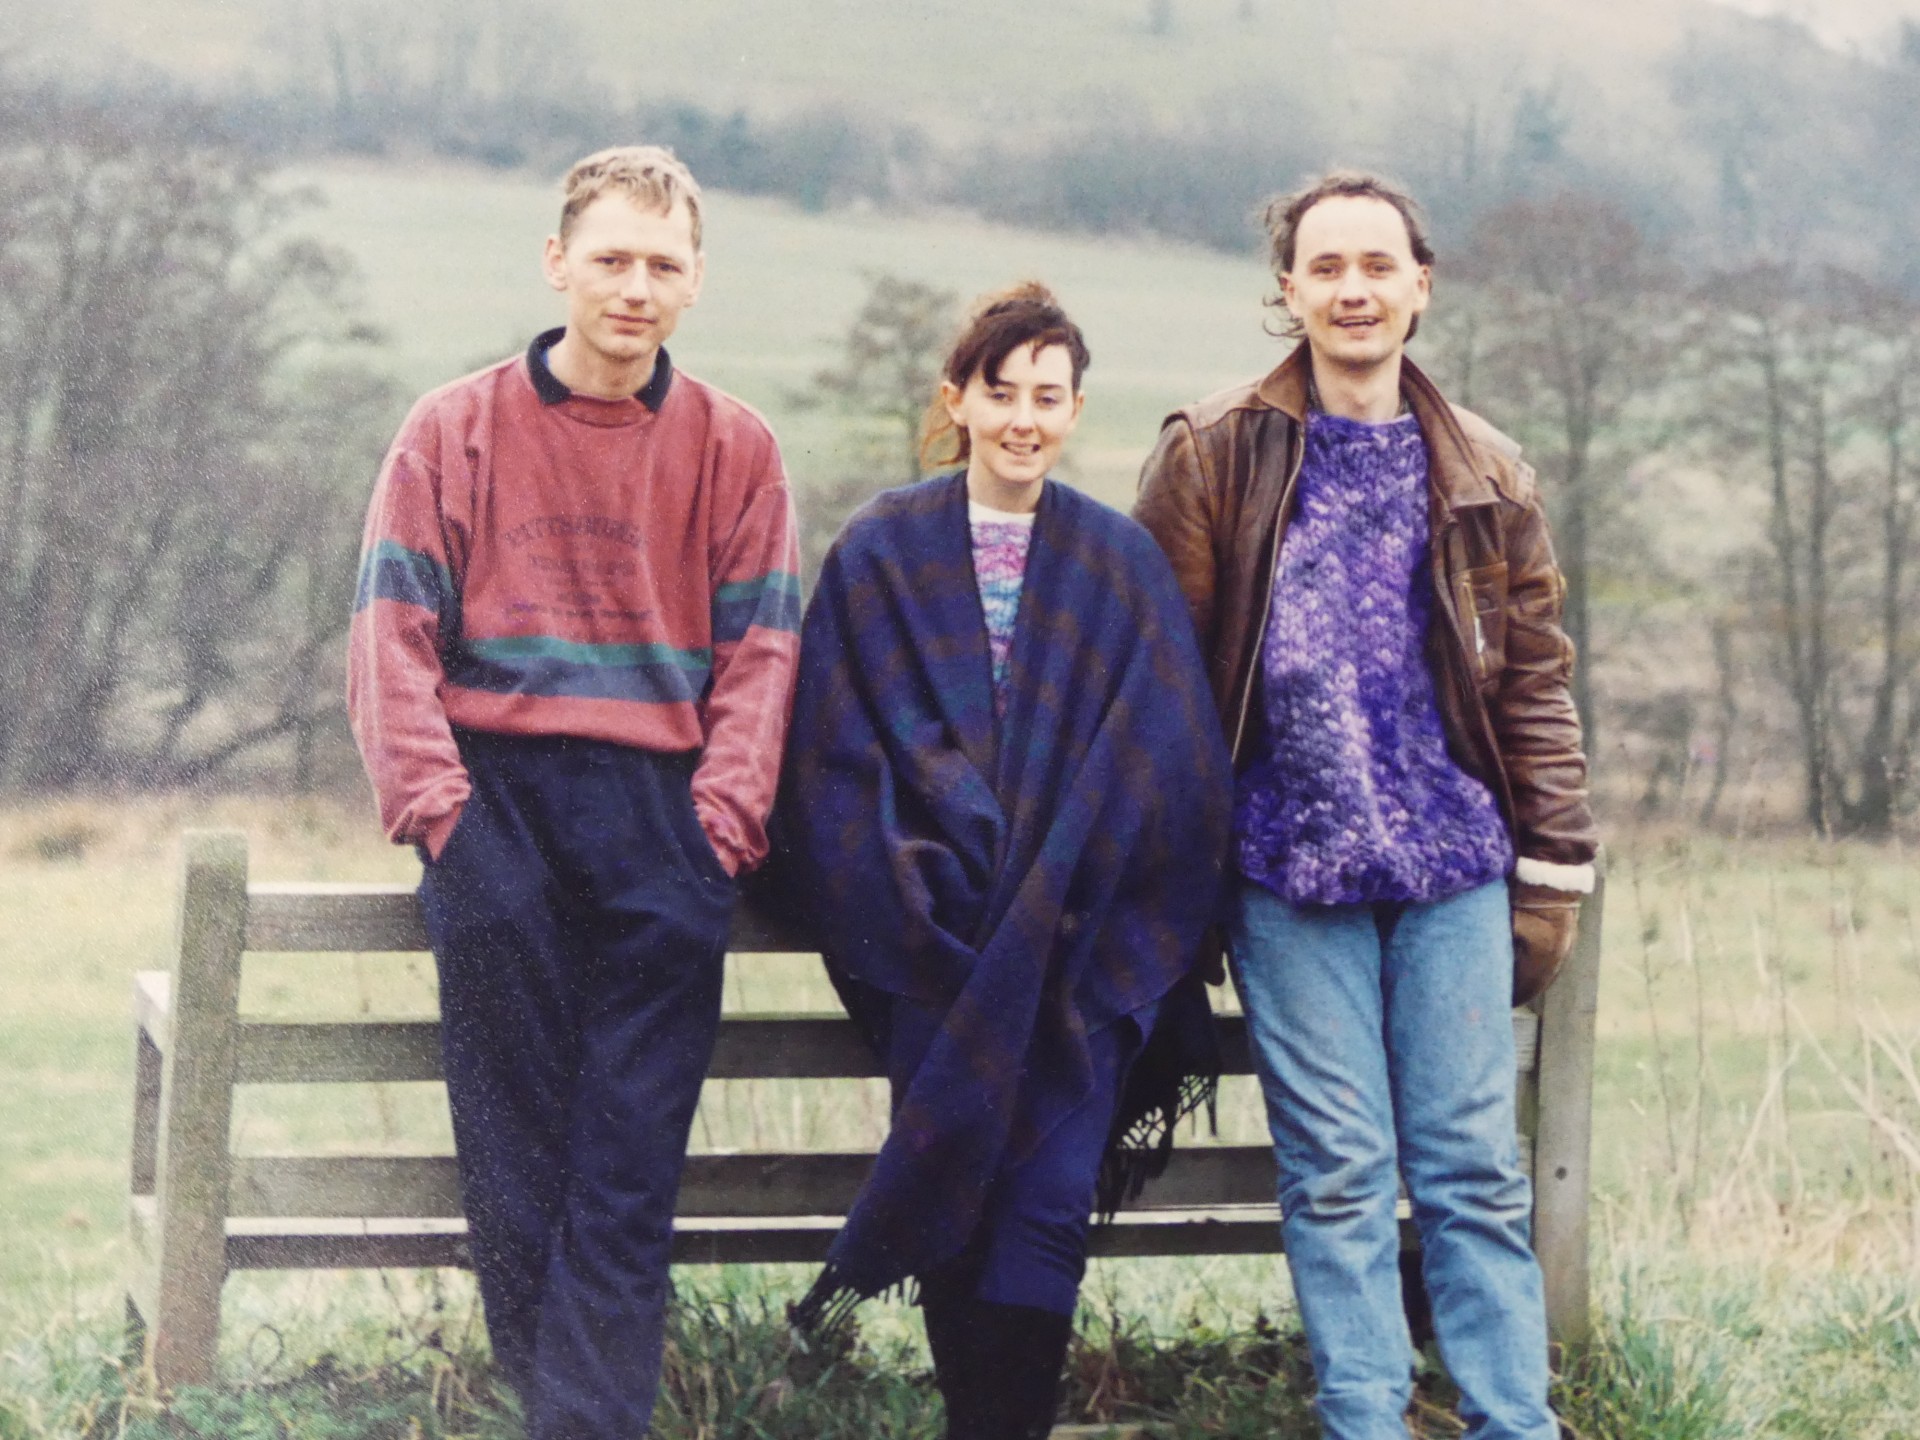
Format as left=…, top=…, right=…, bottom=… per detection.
left=1690, top=265, right=1920, bottom=833
left=1697, top=612, right=1741, bottom=827
left=1714, top=268, right=1840, bottom=830
left=1461, top=192, right=1670, bottom=745
left=794, top=272, right=958, bottom=576
left=1839, top=285, right=1920, bottom=831
left=0, top=85, right=395, bottom=791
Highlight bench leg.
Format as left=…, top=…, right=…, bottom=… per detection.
left=124, top=1294, right=148, bottom=1370
left=148, top=831, right=248, bottom=1389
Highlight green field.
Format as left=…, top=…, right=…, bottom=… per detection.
left=6, top=797, right=1920, bottom=1293
left=282, top=157, right=1294, bottom=512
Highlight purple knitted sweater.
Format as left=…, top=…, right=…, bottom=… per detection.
left=1234, top=410, right=1513, bottom=906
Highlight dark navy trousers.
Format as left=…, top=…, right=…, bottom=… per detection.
left=418, top=730, right=734, bottom=1440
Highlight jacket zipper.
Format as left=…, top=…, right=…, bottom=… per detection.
left=1431, top=512, right=1517, bottom=834
left=1228, top=429, right=1306, bottom=765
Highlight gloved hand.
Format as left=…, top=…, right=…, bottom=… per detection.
left=1511, top=880, right=1582, bottom=1007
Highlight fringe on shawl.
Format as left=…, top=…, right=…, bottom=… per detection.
left=790, top=1008, right=1224, bottom=1342
left=788, top=1068, right=1221, bottom=1343
left=1094, top=1069, right=1219, bottom=1223
left=787, top=1264, right=921, bottom=1347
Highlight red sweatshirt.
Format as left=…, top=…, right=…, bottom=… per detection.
left=347, top=335, right=800, bottom=875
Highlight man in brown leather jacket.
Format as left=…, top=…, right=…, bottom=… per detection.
left=1134, top=170, right=1598, bottom=1440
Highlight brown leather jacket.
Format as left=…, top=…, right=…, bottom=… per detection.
left=1133, top=344, right=1598, bottom=874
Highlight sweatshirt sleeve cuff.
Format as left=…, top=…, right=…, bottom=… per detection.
left=420, top=805, right=465, bottom=862
left=689, top=803, right=744, bottom=878
left=1514, top=856, right=1595, bottom=894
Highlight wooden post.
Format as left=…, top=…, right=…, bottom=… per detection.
left=124, top=1017, right=165, bottom=1364
left=147, top=831, right=248, bottom=1389
left=129, top=1024, right=163, bottom=1207
left=1531, top=855, right=1605, bottom=1353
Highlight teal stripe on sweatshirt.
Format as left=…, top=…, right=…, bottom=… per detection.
left=449, top=635, right=714, bottom=706
left=355, top=540, right=455, bottom=616
left=463, top=635, right=713, bottom=670
left=712, top=570, right=802, bottom=644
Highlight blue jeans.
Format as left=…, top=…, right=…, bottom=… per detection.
left=1227, top=879, right=1555, bottom=1440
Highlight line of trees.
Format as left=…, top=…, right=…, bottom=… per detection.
left=1698, top=268, right=1920, bottom=834
left=1416, top=197, right=1919, bottom=835
left=84, top=1, right=1920, bottom=295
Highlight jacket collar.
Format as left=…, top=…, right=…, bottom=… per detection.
left=1253, top=342, right=1312, bottom=419
left=1254, top=342, right=1498, bottom=508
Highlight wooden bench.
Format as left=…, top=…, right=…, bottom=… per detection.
left=125, top=829, right=1604, bottom=1396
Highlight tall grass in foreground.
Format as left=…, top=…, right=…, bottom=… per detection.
left=1601, top=826, right=1920, bottom=1264
left=6, top=1266, right=1920, bottom=1438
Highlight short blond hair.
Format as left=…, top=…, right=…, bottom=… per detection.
left=558, top=145, right=704, bottom=250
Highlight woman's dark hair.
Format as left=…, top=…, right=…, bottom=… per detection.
left=919, top=281, right=1091, bottom=470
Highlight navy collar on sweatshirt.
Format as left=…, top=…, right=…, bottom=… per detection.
left=527, top=327, right=673, bottom=411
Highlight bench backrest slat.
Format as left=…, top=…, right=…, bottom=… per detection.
left=224, top=1011, right=1537, bottom=1085
left=244, top=884, right=815, bottom=955
left=227, top=1143, right=1451, bottom=1223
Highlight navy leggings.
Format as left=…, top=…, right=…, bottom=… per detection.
left=891, top=1001, right=1154, bottom=1316
left=418, top=730, right=734, bottom=1440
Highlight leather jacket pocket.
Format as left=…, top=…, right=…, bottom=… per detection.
left=1455, top=562, right=1509, bottom=691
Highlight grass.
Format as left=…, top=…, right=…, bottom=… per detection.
left=5, top=794, right=1920, bottom=1434
left=9, top=1264, right=1920, bottom=1437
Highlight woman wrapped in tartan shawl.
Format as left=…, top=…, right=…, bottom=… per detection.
left=774, top=284, right=1233, bottom=1440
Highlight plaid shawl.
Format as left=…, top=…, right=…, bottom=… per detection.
left=775, top=473, right=1232, bottom=1331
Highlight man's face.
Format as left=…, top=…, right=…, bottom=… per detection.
left=1281, top=195, right=1430, bottom=375
left=543, top=192, right=704, bottom=374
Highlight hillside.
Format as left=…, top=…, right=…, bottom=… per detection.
left=29, top=0, right=1913, bottom=285
left=36, top=0, right=1846, bottom=155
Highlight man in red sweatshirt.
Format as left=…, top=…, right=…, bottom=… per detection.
left=347, top=146, right=799, bottom=1439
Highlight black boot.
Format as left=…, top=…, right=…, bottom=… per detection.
left=921, top=1282, right=991, bottom=1439
left=971, top=1301, right=1073, bottom=1440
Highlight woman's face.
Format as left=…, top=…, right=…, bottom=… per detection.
left=942, top=342, right=1085, bottom=510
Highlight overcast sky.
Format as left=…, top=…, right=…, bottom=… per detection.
left=1710, top=0, right=1920, bottom=51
